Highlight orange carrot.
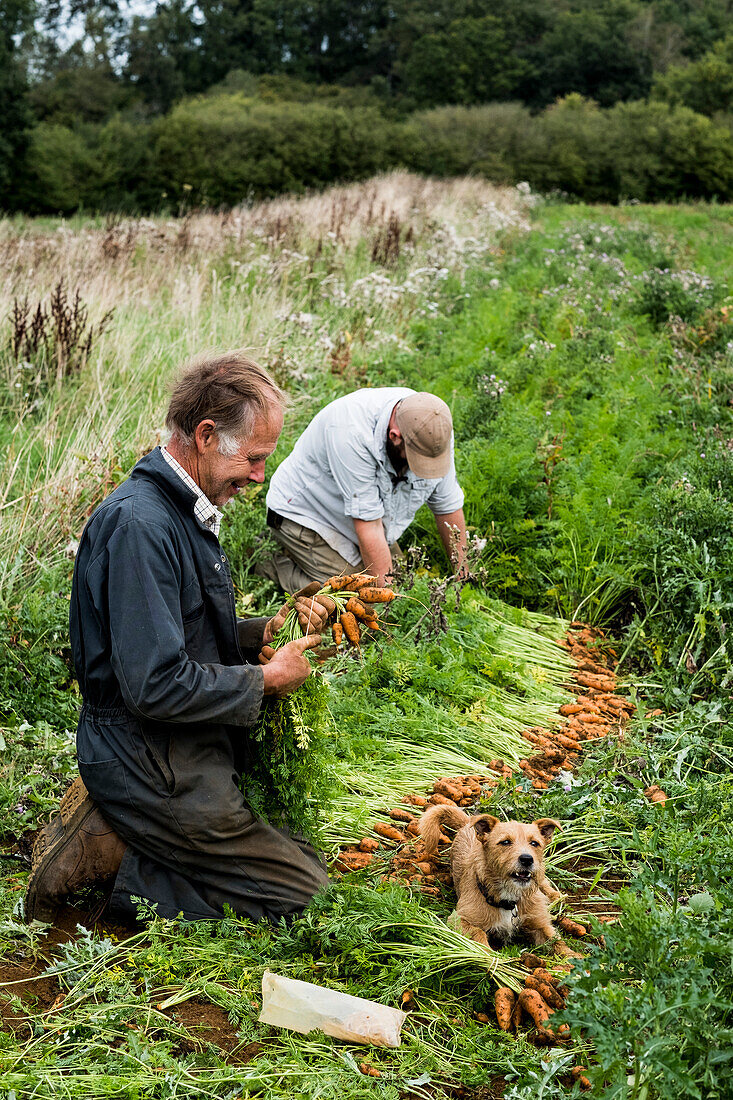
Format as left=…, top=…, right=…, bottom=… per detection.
left=336, top=851, right=374, bottom=870
left=340, top=611, right=361, bottom=647
left=346, top=597, right=378, bottom=623
left=533, top=968, right=568, bottom=992
left=325, top=574, right=356, bottom=590
left=388, top=808, right=416, bottom=823
left=557, top=916, right=587, bottom=938
left=374, top=822, right=405, bottom=843
left=433, top=780, right=463, bottom=801
left=525, top=973, right=565, bottom=1010
left=494, top=988, right=517, bottom=1031
left=350, top=574, right=378, bottom=591
left=520, top=952, right=545, bottom=970
left=555, top=733, right=582, bottom=752
left=359, top=587, right=397, bottom=603
left=572, top=1066, right=592, bottom=1091
left=332, top=621, right=343, bottom=645
left=517, top=989, right=553, bottom=1030
left=574, top=672, right=616, bottom=691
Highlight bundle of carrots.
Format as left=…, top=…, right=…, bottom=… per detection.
left=321, top=573, right=396, bottom=649
left=494, top=964, right=591, bottom=1087
left=495, top=963, right=570, bottom=1041
left=271, top=573, right=397, bottom=652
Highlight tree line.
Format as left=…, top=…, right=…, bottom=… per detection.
left=2, top=0, right=733, bottom=212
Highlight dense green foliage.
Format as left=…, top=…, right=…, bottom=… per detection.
left=652, top=30, right=733, bottom=115
left=4, top=0, right=733, bottom=211
left=0, top=0, right=34, bottom=208
left=13, top=93, right=733, bottom=213
left=25, top=0, right=733, bottom=113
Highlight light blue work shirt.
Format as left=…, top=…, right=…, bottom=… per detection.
left=266, top=388, right=465, bottom=565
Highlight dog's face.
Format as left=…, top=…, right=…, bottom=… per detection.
left=473, top=816, right=560, bottom=890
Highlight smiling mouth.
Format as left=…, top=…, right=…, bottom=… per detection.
left=511, top=869, right=533, bottom=884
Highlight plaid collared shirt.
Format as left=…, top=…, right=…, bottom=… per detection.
left=160, top=446, right=223, bottom=538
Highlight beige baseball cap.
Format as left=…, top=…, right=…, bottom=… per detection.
left=395, top=392, right=453, bottom=478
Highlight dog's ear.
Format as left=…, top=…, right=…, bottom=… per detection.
left=474, top=815, right=500, bottom=843
left=533, top=818, right=562, bottom=843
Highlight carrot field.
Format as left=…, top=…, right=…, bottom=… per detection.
left=0, top=176, right=731, bottom=1099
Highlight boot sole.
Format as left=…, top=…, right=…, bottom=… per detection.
left=25, top=796, right=97, bottom=924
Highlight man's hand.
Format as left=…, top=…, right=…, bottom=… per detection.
left=263, top=581, right=331, bottom=643
left=260, top=634, right=322, bottom=697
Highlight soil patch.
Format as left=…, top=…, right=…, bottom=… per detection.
left=169, top=998, right=263, bottom=1061
left=0, top=902, right=138, bottom=1039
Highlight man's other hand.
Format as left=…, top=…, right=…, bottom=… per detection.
left=260, top=634, right=322, bottom=696
left=263, top=582, right=331, bottom=643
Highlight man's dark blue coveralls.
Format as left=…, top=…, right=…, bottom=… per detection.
left=69, top=447, right=328, bottom=923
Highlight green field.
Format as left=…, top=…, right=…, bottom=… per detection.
left=0, top=176, right=732, bottom=1098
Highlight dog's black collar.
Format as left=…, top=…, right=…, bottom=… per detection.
left=476, top=876, right=517, bottom=911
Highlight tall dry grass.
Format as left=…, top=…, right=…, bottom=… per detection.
left=0, top=172, right=534, bottom=597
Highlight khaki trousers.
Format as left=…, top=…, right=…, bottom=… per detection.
left=256, top=517, right=401, bottom=592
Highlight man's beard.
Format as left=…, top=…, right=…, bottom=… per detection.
left=386, top=440, right=407, bottom=477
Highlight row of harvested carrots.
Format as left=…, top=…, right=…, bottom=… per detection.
left=518, top=625, right=634, bottom=789
left=337, top=624, right=629, bottom=877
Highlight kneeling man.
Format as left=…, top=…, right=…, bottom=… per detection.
left=27, top=352, right=330, bottom=926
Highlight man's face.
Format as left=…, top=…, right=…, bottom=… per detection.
left=196, top=408, right=284, bottom=507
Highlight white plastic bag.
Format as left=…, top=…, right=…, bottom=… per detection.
left=258, top=970, right=406, bottom=1048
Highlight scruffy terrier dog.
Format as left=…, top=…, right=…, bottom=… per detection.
left=419, top=805, right=562, bottom=949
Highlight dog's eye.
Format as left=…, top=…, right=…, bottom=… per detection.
left=498, top=838, right=512, bottom=846
left=530, top=840, right=541, bottom=847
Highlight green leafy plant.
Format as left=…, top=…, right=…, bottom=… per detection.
left=559, top=888, right=733, bottom=1099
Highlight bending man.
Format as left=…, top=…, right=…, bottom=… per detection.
left=26, top=352, right=330, bottom=926
left=261, top=388, right=467, bottom=590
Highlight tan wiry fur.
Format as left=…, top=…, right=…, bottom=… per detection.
left=419, top=805, right=562, bottom=949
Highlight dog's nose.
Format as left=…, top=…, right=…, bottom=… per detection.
left=518, top=853, right=534, bottom=867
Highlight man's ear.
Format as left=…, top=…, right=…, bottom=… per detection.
left=534, top=818, right=562, bottom=843
left=193, top=419, right=217, bottom=453
left=388, top=425, right=403, bottom=447
left=474, top=815, right=499, bottom=844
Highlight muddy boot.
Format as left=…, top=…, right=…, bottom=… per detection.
left=25, top=777, right=127, bottom=923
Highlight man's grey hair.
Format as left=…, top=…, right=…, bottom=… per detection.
left=166, top=350, right=286, bottom=451
left=216, top=428, right=249, bottom=457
